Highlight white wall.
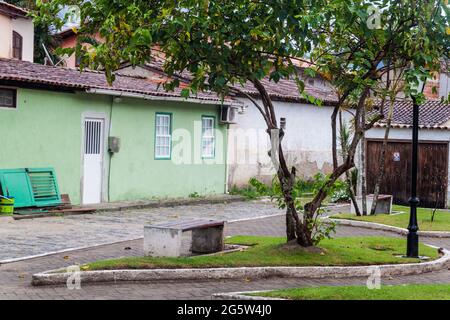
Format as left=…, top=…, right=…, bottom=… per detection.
left=440, top=73, right=450, bottom=100
left=228, top=98, right=350, bottom=187
left=120, top=66, right=156, bottom=78
left=11, top=17, right=34, bottom=62
left=363, top=127, right=450, bottom=207
left=0, top=14, right=33, bottom=62
left=0, top=14, right=13, bottom=59
left=366, top=127, right=450, bottom=141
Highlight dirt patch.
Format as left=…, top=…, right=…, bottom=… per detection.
left=280, top=240, right=327, bottom=254
left=367, top=244, right=395, bottom=252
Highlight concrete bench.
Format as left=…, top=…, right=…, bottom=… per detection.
left=351, top=194, right=393, bottom=215
left=144, top=219, right=226, bottom=257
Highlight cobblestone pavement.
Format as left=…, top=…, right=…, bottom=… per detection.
left=0, top=201, right=348, bottom=262
left=0, top=200, right=280, bottom=261
left=0, top=214, right=449, bottom=300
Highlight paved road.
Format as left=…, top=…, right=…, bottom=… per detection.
left=0, top=213, right=448, bottom=300
left=0, top=200, right=349, bottom=262
left=0, top=200, right=288, bottom=261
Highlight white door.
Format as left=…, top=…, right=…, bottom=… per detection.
left=82, top=118, right=104, bottom=204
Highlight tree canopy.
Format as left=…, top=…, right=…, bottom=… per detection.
left=35, top=0, right=448, bottom=100
left=35, top=0, right=449, bottom=246
left=312, top=0, right=449, bottom=102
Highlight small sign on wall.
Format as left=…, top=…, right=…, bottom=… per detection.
left=393, top=152, right=400, bottom=162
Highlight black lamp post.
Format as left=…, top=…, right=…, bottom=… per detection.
left=406, top=96, right=420, bottom=258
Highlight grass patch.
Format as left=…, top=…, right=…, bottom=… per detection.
left=229, top=176, right=333, bottom=204
left=250, top=284, right=450, bottom=300
left=332, top=205, right=450, bottom=231
left=188, top=192, right=205, bottom=199
left=81, top=236, right=438, bottom=271
left=0, top=213, right=13, bottom=217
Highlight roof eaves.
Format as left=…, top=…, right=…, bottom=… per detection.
left=373, top=122, right=450, bottom=130
left=235, top=90, right=339, bottom=107
left=0, top=1, right=29, bottom=18
left=55, top=28, right=77, bottom=39
left=0, top=73, right=240, bottom=106
left=86, top=87, right=242, bottom=106
left=142, top=61, right=339, bottom=106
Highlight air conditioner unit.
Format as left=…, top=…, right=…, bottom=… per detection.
left=219, top=105, right=238, bottom=124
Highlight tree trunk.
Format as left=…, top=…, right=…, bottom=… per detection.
left=305, top=161, right=354, bottom=220
left=304, top=88, right=374, bottom=222
left=339, top=111, right=361, bottom=216
left=277, top=166, right=313, bottom=246
left=249, top=79, right=311, bottom=246
left=277, top=169, right=298, bottom=241
left=296, top=220, right=314, bottom=247
left=331, top=106, right=339, bottom=171
left=370, top=100, right=394, bottom=215
left=360, top=105, right=368, bottom=216
left=285, top=207, right=297, bottom=241
left=347, top=171, right=361, bottom=216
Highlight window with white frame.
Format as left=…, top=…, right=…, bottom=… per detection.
left=155, top=113, right=172, bottom=159
left=201, top=116, right=215, bottom=158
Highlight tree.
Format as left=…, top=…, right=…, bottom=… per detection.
left=36, top=0, right=330, bottom=247
left=338, top=113, right=361, bottom=216
left=369, top=65, right=407, bottom=215
left=303, top=0, right=449, bottom=224
left=360, top=100, right=368, bottom=216
left=35, top=0, right=449, bottom=247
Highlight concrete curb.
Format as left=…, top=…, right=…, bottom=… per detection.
left=32, top=247, right=450, bottom=286
left=13, top=210, right=94, bottom=220
left=212, top=291, right=285, bottom=300
left=0, top=237, right=143, bottom=265
left=228, top=213, right=284, bottom=223
left=328, top=218, right=450, bottom=238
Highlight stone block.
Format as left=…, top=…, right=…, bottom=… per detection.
left=351, top=194, right=393, bottom=215
left=144, top=227, right=191, bottom=257
left=144, top=221, right=225, bottom=257
left=192, top=225, right=225, bottom=253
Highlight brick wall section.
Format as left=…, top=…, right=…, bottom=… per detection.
left=423, top=72, right=441, bottom=100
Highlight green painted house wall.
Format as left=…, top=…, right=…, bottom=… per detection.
left=0, top=88, right=228, bottom=204
left=108, top=98, right=228, bottom=201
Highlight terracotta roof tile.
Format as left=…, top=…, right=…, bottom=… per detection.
left=237, top=77, right=338, bottom=105
left=0, top=58, right=236, bottom=104
left=374, top=100, right=450, bottom=129
left=143, top=60, right=339, bottom=105
left=0, top=1, right=28, bottom=18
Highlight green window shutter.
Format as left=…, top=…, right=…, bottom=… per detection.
left=27, top=168, right=61, bottom=207
left=0, top=168, right=61, bottom=208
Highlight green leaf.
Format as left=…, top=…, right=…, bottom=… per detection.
left=180, top=88, right=190, bottom=98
